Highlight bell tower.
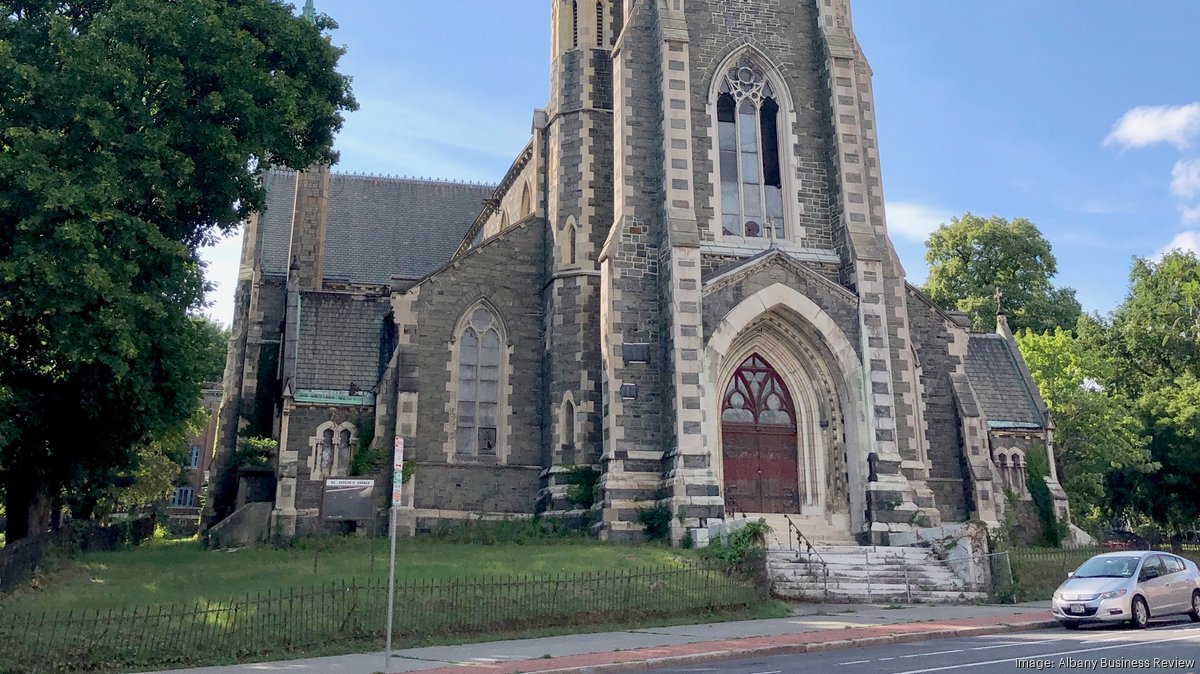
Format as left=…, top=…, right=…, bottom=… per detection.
left=538, top=1, right=618, bottom=514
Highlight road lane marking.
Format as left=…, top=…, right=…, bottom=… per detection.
left=891, top=627, right=1200, bottom=674
left=838, top=660, right=871, bottom=666
left=899, top=649, right=962, bottom=658
left=747, top=670, right=781, bottom=674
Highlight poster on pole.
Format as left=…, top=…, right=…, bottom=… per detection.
left=320, top=479, right=376, bottom=521
left=392, top=436, right=405, bottom=508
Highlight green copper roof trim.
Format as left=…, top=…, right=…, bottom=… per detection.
left=302, top=0, right=315, bottom=23
left=295, top=389, right=375, bottom=406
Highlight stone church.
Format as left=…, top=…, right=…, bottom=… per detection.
left=211, top=0, right=1071, bottom=545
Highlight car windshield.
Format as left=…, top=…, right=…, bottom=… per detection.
left=1074, top=556, right=1139, bottom=578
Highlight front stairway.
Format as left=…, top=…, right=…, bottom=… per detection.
left=768, top=544, right=990, bottom=604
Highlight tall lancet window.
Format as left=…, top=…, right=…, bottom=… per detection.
left=717, top=60, right=785, bottom=239
left=456, top=306, right=503, bottom=457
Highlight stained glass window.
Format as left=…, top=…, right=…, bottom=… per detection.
left=716, top=60, right=785, bottom=239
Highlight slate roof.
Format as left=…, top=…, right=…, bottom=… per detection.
left=295, top=292, right=394, bottom=392
left=259, top=170, right=297, bottom=277
left=257, top=169, right=494, bottom=283
left=964, top=333, right=1043, bottom=427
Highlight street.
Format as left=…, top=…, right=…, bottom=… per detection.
left=643, top=619, right=1200, bottom=673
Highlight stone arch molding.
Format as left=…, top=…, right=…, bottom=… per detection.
left=704, top=282, right=870, bottom=532
left=307, top=420, right=356, bottom=482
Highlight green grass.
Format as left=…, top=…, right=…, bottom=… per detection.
left=1, top=535, right=707, bottom=615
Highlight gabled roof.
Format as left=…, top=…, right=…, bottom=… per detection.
left=257, top=169, right=495, bottom=284
left=964, top=333, right=1043, bottom=428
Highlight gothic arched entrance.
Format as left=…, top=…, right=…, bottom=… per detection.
left=721, top=353, right=800, bottom=514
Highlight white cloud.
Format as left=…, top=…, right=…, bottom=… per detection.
left=199, top=228, right=244, bottom=328
left=1181, top=204, right=1200, bottom=225
left=1171, top=159, right=1200, bottom=199
left=1104, top=102, right=1200, bottom=150
left=1153, top=230, right=1200, bottom=259
left=886, top=201, right=952, bottom=241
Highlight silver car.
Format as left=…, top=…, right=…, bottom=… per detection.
left=1052, top=551, right=1200, bottom=629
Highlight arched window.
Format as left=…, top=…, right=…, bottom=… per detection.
left=595, top=1, right=604, bottom=47
left=338, top=428, right=353, bottom=475
left=572, top=1, right=578, bottom=49
left=567, top=224, right=577, bottom=265
left=562, top=399, right=576, bottom=449
left=716, top=59, right=785, bottom=239
left=997, top=453, right=1010, bottom=492
left=321, top=428, right=335, bottom=476
left=520, top=182, right=532, bottom=218
left=455, top=305, right=503, bottom=457
left=500, top=209, right=509, bottom=231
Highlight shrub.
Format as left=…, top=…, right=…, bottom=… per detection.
left=426, top=515, right=585, bottom=545
left=563, top=466, right=600, bottom=510
left=236, top=436, right=275, bottom=469
left=636, top=503, right=672, bottom=542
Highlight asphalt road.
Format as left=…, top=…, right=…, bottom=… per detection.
left=644, top=618, right=1200, bottom=673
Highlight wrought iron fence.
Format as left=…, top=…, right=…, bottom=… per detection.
left=0, top=563, right=758, bottom=674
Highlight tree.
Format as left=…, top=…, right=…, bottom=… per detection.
left=1015, top=323, right=1155, bottom=532
left=1101, top=251, right=1200, bottom=531
left=923, top=213, right=1082, bottom=333
left=0, top=0, right=356, bottom=541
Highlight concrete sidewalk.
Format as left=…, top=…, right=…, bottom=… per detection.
left=141, top=602, right=1056, bottom=674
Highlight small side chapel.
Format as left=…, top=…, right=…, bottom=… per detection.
left=210, top=0, right=1071, bottom=545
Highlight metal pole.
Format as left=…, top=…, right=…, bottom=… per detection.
left=865, top=551, right=872, bottom=601
left=384, top=505, right=397, bottom=672
left=384, top=436, right=405, bottom=673
left=903, top=556, right=911, bottom=603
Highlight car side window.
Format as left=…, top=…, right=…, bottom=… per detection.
left=1138, top=556, right=1163, bottom=581
left=1162, top=555, right=1184, bottom=574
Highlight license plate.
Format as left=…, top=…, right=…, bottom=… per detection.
left=1070, top=604, right=1085, bottom=614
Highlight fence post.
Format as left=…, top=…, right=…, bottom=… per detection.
left=903, top=556, right=911, bottom=603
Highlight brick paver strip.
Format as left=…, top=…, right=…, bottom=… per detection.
left=411, top=614, right=1058, bottom=674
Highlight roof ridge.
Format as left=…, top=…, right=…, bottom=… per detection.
left=263, top=166, right=495, bottom=189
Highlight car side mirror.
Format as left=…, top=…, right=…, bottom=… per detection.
left=1066, top=571, right=1074, bottom=578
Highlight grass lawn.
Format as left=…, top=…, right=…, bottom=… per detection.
left=1, top=535, right=712, bottom=615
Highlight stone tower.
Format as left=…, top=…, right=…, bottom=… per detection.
left=539, top=1, right=618, bottom=510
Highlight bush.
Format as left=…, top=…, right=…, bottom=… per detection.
left=236, top=436, right=275, bottom=469
left=563, top=466, right=600, bottom=510
left=700, top=519, right=771, bottom=589
left=637, top=504, right=672, bottom=542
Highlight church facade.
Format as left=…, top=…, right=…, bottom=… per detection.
left=211, top=0, right=1070, bottom=544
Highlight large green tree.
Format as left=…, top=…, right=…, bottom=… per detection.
left=1015, top=321, right=1155, bottom=532
left=0, top=0, right=355, bottom=541
left=923, top=213, right=1082, bottom=333
left=1101, top=251, right=1200, bottom=531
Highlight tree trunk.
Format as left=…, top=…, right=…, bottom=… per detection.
left=3, top=473, right=51, bottom=542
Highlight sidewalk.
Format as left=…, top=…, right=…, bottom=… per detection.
left=142, top=602, right=1056, bottom=674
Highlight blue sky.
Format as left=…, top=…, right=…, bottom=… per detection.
left=201, top=1, right=1200, bottom=327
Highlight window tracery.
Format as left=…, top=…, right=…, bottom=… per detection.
left=455, top=306, right=504, bottom=457
left=716, top=59, right=785, bottom=240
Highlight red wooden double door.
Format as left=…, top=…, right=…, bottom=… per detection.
left=721, top=354, right=800, bottom=514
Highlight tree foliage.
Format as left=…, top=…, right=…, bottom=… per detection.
left=1100, top=251, right=1200, bottom=531
left=1015, top=325, right=1155, bottom=532
left=0, top=0, right=356, bottom=540
left=923, top=213, right=1082, bottom=333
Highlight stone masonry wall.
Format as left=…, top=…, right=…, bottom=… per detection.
left=685, top=0, right=834, bottom=250
left=404, top=221, right=546, bottom=515
left=905, top=287, right=971, bottom=522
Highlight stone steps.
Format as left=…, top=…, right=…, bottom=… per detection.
left=767, top=543, right=988, bottom=604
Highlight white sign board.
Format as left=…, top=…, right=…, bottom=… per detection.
left=392, top=436, right=405, bottom=508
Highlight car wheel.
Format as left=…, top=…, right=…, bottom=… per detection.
left=1190, top=591, right=1200, bottom=623
left=1130, top=596, right=1149, bottom=629
left=1062, top=621, right=1080, bottom=630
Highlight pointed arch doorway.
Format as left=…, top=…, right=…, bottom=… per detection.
left=721, top=353, right=800, bottom=514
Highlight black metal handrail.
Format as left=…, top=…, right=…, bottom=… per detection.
left=783, top=514, right=825, bottom=566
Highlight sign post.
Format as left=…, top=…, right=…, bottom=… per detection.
left=384, top=436, right=404, bottom=672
